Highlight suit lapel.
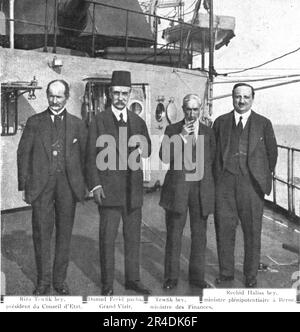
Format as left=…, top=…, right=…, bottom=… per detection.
left=177, top=119, right=185, bottom=134
left=103, top=107, right=123, bottom=158
left=176, top=120, right=185, bottom=150
left=127, top=109, right=137, bottom=134
left=104, top=107, right=119, bottom=139
left=221, top=111, right=234, bottom=162
left=65, top=111, right=77, bottom=159
left=248, top=111, right=262, bottom=155
left=39, top=110, right=53, bottom=161
left=198, top=121, right=207, bottom=146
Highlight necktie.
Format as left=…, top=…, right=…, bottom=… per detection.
left=54, top=114, right=63, bottom=132
left=237, top=116, right=243, bottom=135
left=119, top=113, right=126, bottom=126
left=186, top=121, right=197, bottom=145
left=192, top=132, right=197, bottom=146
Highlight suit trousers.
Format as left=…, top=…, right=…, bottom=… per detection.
left=99, top=206, right=142, bottom=288
left=31, top=172, right=76, bottom=287
left=215, top=170, right=264, bottom=278
left=164, top=181, right=208, bottom=282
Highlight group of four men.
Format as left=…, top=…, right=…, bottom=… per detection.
left=17, top=70, right=278, bottom=296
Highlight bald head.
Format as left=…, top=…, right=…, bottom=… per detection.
left=46, top=80, right=70, bottom=98
left=47, top=80, right=69, bottom=113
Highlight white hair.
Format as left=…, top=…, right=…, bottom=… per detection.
left=182, top=94, right=202, bottom=107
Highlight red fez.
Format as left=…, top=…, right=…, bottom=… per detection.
left=111, top=71, right=131, bottom=87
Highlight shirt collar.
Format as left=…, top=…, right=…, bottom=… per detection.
left=234, top=109, right=252, bottom=126
left=49, top=107, right=66, bottom=117
left=111, top=105, right=128, bottom=123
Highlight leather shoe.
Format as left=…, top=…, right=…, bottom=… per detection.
left=102, top=287, right=114, bottom=296
left=125, top=281, right=151, bottom=295
left=189, top=280, right=212, bottom=289
left=33, top=284, right=51, bottom=296
left=215, top=275, right=234, bottom=284
left=163, top=279, right=178, bottom=290
left=245, top=277, right=257, bottom=288
left=53, top=283, right=70, bottom=295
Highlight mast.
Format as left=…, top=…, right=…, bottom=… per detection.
left=183, top=0, right=214, bottom=121
left=9, top=0, right=14, bottom=49
left=208, top=0, right=214, bottom=119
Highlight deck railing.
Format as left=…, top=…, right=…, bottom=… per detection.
left=0, top=0, right=207, bottom=69
left=272, top=145, right=300, bottom=219
left=1, top=2, right=299, bottom=220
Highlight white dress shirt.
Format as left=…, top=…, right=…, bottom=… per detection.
left=49, top=107, right=66, bottom=122
left=111, top=105, right=128, bottom=123
left=234, top=109, right=252, bottom=128
left=91, top=105, right=128, bottom=193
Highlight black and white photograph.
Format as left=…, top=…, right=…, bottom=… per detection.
left=0, top=0, right=299, bottom=314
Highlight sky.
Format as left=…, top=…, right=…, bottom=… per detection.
left=155, top=0, right=300, bottom=125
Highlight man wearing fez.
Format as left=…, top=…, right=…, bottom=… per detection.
left=86, top=71, right=152, bottom=295
left=213, top=83, right=278, bottom=288
left=17, top=79, right=87, bottom=295
left=159, top=94, right=215, bottom=290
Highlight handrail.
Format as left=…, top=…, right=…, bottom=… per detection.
left=1, top=0, right=206, bottom=68
left=272, top=144, right=300, bottom=218
left=277, top=144, right=300, bottom=153
left=3, top=17, right=191, bottom=56
left=84, top=0, right=196, bottom=26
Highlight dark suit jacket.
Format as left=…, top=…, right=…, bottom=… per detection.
left=213, top=110, right=278, bottom=195
left=85, top=107, right=151, bottom=209
left=159, top=120, right=216, bottom=217
left=17, top=109, right=87, bottom=203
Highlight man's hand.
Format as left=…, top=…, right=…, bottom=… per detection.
left=93, top=187, right=106, bottom=206
left=181, top=120, right=195, bottom=138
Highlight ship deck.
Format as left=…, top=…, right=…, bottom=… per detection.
left=1, top=191, right=299, bottom=296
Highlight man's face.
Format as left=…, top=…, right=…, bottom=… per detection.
left=183, top=99, right=201, bottom=122
left=47, top=82, right=68, bottom=113
left=233, top=86, right=254, bottom=114
left=110, top=86, right=131, bottom=110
